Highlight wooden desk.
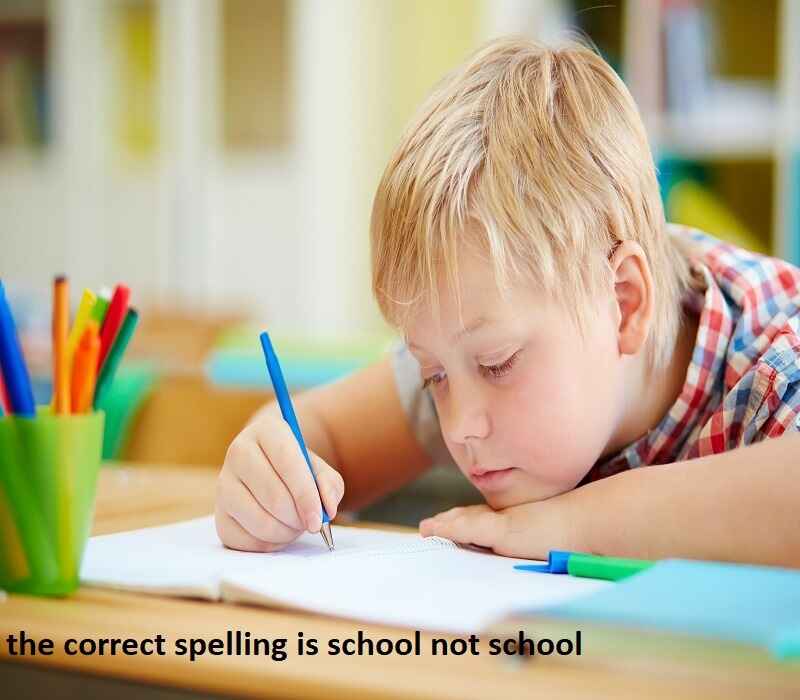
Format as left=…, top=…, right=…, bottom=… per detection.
left=1, top=464, right=798, bottom=699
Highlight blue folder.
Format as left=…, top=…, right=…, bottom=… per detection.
left=540, top=559, right=800, bottom=659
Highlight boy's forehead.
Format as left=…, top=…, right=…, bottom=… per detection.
left=404, top=237, right=553, bottom=345
left=436, top=242, right=507, bottom=303
left=405, top=277, right=539, bottom=348
left=406, top=314, right=498, bottom=350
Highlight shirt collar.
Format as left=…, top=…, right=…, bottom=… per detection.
left=586, top=261, right=734, bottom=478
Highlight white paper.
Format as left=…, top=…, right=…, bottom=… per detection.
left=81, top=516, right=608, bottom=632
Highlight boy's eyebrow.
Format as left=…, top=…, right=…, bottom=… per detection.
left=407, top=317, right=494, bottom=352
left=451, top=316, right=492, bottom=342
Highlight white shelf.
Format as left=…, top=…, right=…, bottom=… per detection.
left=653, top=111, right=777, bottom=160
left=0, top=148, right=50, bottom=171
left=625, top=0, right=800, bottom=262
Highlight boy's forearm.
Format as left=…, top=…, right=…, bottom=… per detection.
left=566, top=432, right=800, bottom=567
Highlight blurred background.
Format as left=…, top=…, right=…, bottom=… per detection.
left=1, top=1, right=799, bottom=523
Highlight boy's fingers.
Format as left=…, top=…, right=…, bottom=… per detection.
left=420, top=506, right=505, bottom=550
left=253, top=421, right=323, bottom=532
left=430, top=504, right=493, bottom=521
left=232, top=440, right=305, bottom=531
left=222, top=476, right=304, bottom=545
left=215, top=507, right=291, bottom=553
left=311, top=454, right=344, bottom=520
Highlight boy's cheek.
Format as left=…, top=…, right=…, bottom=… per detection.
left=501, top=393, right=592, bottom=461
left=466, top=403, right=603, bottom=503
left=439, top=358, right=618, bottom=500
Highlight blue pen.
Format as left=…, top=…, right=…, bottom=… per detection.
left=260, top=331, right=334, bottom=551
left=0, top=281, right=36, bottom=417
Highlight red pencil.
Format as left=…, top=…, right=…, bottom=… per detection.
left=0, top=371, right=10, bottom=414
left=97, top=284, right=130, bottom=372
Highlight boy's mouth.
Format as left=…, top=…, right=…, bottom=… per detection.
left=469, top=467, right=516, bottom=490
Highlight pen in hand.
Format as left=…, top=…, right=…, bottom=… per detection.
left=259, top=331, right=334, bottom=551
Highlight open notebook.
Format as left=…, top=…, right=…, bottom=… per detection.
left=80, top=517, right=609, bottom=633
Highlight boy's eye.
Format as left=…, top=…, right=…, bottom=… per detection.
left=479, top=350, right=520, bottom=379
left=421, top=371, right=446, bottom=390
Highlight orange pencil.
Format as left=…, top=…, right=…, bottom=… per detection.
left=53, top=275, right=70, bottom=414
left=71, top=322, right=100, bottom=414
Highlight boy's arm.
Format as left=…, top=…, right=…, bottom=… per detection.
left=252, top=356, right=433, bottom=512
left=420, top=432, right=800, bottom=567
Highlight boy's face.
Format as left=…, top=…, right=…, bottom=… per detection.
left=406, top=245, right=626, bottom=510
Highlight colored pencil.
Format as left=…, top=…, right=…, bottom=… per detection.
left=0, top=370, right=10, bottom=415
left=0, top=280, right=36, bottom=416
left=93, top=307, right=138, bottom=409
left=89, top=289, right=111, bottom=328
left=66, top=288, right=97, bottom=368
left=71, top=322, right=100, bottom=414
left=97, top=284, right=130, bottom=372
left=53, top=276, right=71, bottom=415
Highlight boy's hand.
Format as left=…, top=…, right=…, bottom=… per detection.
left=419, top=499, right=579, bottom=560
left=215, top=413, right=345, bottom=553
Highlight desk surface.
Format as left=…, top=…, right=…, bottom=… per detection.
left=1, top=463, right=798, bottom=699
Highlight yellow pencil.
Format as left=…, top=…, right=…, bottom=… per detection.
left=66, top=288, right=96, bottom=369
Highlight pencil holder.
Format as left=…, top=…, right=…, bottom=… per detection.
left=0, top=409, right=104, bottom=596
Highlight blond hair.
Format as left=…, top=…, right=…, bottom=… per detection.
left=370, top=36, right=692, bottom=371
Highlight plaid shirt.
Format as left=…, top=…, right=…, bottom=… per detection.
left=586, top=225, right=800, bottom=482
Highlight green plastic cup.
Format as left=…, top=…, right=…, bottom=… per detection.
left=0, top=409, right=104, bottom=596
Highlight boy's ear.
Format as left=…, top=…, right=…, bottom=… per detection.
left=609, top=240, right=653, bottom=356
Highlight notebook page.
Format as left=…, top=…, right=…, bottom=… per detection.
left=221, top=541, right=609, bottom=633
left=79, top=516, right=445, bottom=598
left=81, top=516, right=609, bottom=631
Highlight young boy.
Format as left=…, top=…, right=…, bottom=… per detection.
left=216, top=37, right=800, bottom=567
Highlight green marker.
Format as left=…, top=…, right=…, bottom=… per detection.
left=567, top=553, right=654, bottom=581
left=90, top=290, right=111, bottom=329
left=516, top=550, right=654, bottom=581
left=93, top=308, right=139, bottom=409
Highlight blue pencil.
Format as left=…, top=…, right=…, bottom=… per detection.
left=0, top=281, right=36, bottom=417
left=259, top=331, right=334, bottom=551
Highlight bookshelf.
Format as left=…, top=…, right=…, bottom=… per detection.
left=111, top=0, right=158, bottom=159
left=620, top=0, right=800, bottom=261
left=221, top=0, right=289, bottom=150
left=1, top=0, right=798, bottom=342
left=0, top=0, right=48, bottom=152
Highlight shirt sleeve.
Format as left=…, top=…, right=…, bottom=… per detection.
left=735, top=328, right=800, bottom=444
left=390, top=342, right=455, bottom=467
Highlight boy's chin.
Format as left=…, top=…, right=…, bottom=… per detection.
left=482, top=489, right=534, bottom=510
left=481, top=481, right=570, bottom=510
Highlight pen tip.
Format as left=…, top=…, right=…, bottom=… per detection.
left=320, top=523, right=334, bottom=551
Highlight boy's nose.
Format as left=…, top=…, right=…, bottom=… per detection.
left=442, top=387, right=491, bottom=445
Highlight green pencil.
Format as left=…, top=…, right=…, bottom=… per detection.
left=90, top=291, right=111, bottom=329
left=93, top=307, right=139, bottom=409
